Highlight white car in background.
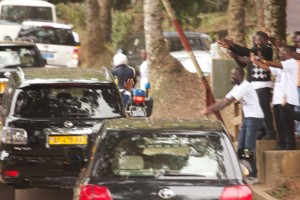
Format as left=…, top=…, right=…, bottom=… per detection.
left=16, top=21, right=79, bottom=68
left=121, top=31, right=212, bottom=75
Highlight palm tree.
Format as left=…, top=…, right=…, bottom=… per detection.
left=227, top=0, right=246, bottom=46
left=98, top=0, right=112, bottom=41
left=264, top=0, right=287, bottom=42
left=144, top=0, right=204, bottom=118
left=86, top=0, right=105, bottom=66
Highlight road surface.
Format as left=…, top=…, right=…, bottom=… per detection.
left=16, top=188, right=73, bottom=200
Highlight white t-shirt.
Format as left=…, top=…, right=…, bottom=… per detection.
left=226, top=80, right=264, bottom=118
left=139, top=60, right=148, bottom=90
left=270, top=58, right=299, bottom=106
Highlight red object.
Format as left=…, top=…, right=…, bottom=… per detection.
left=3, top=170, right=20, bottom=177
left=79, top=185, right=112, bottom=200
left=133, top=96, right=145, bottom=104
left=220, top=185, right=252, bottom=200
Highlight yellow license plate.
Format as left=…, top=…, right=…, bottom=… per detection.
left=48, top=135, right=88, bottom=145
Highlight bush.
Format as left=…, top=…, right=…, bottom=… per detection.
left=56, top=3, right=86, bottom=28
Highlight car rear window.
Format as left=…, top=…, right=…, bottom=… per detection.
left=93, top=131, right=236, bottom=179
left=166, top=37, right=208, bottom=51
left=17, top=26, right=76, bottom=46
left=0, top=46, right=43, bottom=68
left=13, top=86, right=123, bottom=118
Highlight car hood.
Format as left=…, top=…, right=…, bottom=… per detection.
left=0, top=24, right=21, bottom=40
left=170, top=50, right=212, bottom=75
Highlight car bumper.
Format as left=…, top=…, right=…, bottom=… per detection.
left=0, top=155, right=81, bottom=188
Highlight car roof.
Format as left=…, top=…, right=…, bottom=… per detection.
left=0, top=41, right=36, bottom=46
left=21, top=21, right=72, bottom=29
left=103, top=117, right=226, bottom=132
left=0, top=0, right=54, bottom=7
left=11, top=67, right=115, bottom=87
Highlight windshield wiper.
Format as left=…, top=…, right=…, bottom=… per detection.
left=3, top=64, right=21, bottom=69
left=155, top=169, right=205, bottom=177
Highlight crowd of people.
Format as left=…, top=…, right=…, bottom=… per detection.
left=201, top=30, right=300, bottom=184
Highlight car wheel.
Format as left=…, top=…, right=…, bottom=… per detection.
left=0, top=183, right=15, bottom=200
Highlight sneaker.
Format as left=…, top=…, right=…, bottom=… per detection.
left=245, top=177, right=259, bottom=185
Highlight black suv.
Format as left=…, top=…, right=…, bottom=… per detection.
left=74, top=118, right=252, bottom=200
left=0, top=67, right=125, bottom=199
left=0, top=41, right=46, bottom=95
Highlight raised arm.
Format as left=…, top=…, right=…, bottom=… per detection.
left=250, top=53, right=271, bottom=71
left=200, top=97, right=235, bottom=115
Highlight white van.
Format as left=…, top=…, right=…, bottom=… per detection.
left=0, top=0, right=56, bottom=40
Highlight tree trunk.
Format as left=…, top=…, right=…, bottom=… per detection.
left=98, top=0, right=112, bottom=41
left=227, top=0, right=246, bottom=46
left=144, top=0, right=204, bottom=118
left=86, top=0, right=105, bottom=66
left=264, top=0, right=287, bottom=42
left=255, top=0, right=264, bottom=30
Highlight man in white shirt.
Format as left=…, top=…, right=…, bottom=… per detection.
left=200, top=67, right=264, bottom=179
left=250, top=45, right=299, bottom=150
left=139, top=49, right=148, bottom=90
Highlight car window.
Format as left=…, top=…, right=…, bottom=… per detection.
left=166, top=37, right=207, bottom=51
left=17, top=26, right=76, bottom=46
left=0, top=5, right=53, bottom=24
left=0, top=46, right=42, bottom=68
left=13, top=86, right=123, bottom=118
left=93, top=131, right=235, bottom=179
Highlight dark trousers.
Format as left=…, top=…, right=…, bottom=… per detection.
left=255, top=88, right=276, bottom=137
left=273, top=104, right=296, bottom=150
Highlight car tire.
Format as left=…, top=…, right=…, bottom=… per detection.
left=0, top=183, right=15, bottom=200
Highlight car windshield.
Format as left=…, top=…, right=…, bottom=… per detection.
left=13, top=86, right=123, bottom=118
left=0, top=5, right=53, bottom=24
left=17, top=26, right=76, bottom=46
left=0, top=46, right=42, bottom=68
left=93, top=131, right=235, bottom=179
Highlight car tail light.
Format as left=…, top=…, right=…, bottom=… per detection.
left=133, top=96, right=145, bottom=104
left=220, top=185, right=252, bottom=200
left=72, top=48, right=79, bottom=60
left=79, top=185, right=112, bottom=200
left=0, top=127, right=28, bottom=144
left=3, top=170, right=20, bottom=177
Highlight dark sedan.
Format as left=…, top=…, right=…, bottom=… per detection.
left=73, top=118, right=252, bottom=200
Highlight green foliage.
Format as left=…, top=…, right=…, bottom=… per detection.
left=56, top=3, right=86, bottom=28
left=170, top=0, right=229, bottom=29
left=111, top=11, right=134, bottom=49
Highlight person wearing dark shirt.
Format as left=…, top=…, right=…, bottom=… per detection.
left=111, top=53, right=136, bottom=106
left=219, top=31, right=276, bottom=140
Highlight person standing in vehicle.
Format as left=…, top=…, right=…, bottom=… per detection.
left=200, top=67, right=264, bottom=181
left=111, top=53, right=136, bottom=105
left=219, top=31, right=276, bottom=140
left=139, top=49, right=148, bottom=90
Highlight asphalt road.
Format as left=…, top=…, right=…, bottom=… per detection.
left=16, top=188, right=73, bottom=200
